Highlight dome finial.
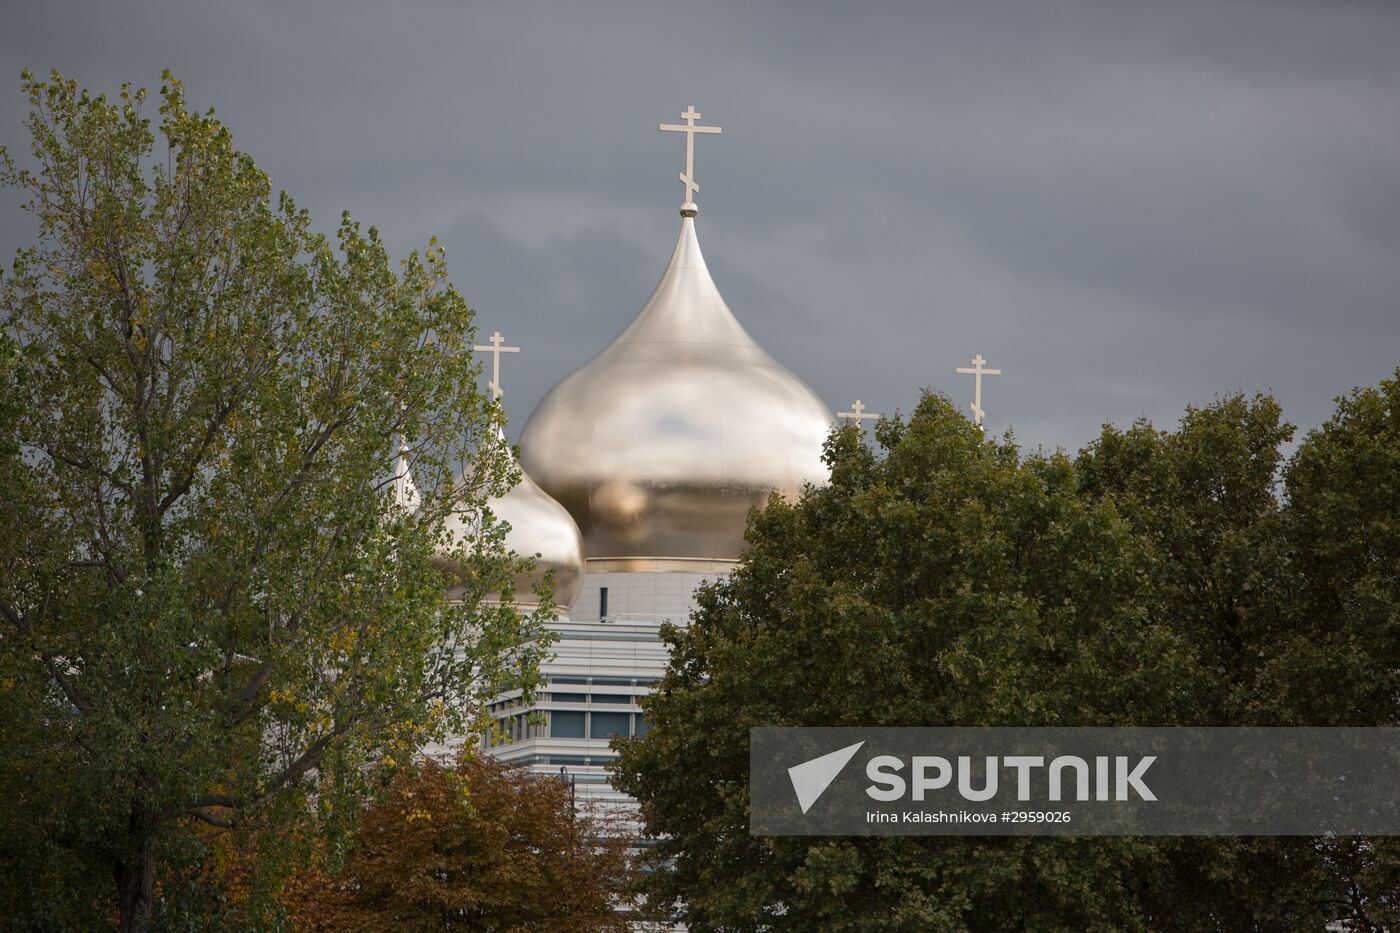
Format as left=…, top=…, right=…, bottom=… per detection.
left=392, top=437, right=420, bottom=511
left=659, top=105, right=722, bottom=216
left=954, top=353, right=1004, bottom=431
left=838, top=399, right=882, bottom=427
left=473, top=329, right=520, bottom=402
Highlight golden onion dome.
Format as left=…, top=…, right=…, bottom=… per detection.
left=518, top=213, right=831, bottom=568
left=441, top=436, right=585, bottom=613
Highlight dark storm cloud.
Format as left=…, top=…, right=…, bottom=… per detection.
left=3, top=0, right=1397, bottom=454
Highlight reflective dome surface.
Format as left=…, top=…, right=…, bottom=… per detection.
left=441, top=446, right=586, bottom=612
left=519, top=215, right=832, bottom=564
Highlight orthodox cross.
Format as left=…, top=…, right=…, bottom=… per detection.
left=659, top=105, right=722, bottom=209
left=473, top=330, right=520, bottom=401
left=955, top=354, right=1002, bottom=429
left=838, top=399, right=882, bottom=426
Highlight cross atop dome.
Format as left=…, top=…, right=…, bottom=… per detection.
left=473, top=330, right=520, bottom=402
left=955, top=353, right=1002, bottom=430
left=660, top=105, right=722, bottom=216
left=838, top=399, right=881, bottom=425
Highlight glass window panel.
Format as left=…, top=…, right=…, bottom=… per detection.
left=634, top=714, right=650, bottom=737
left=590, top=711, right=631, bottom=739
left=550, top=711, right=586, bottom=738
left=593, top=694, right=632, bottom=704
left=550, top=692, right=588, bottom=703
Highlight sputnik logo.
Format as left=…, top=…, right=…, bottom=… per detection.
left=788, top=741, right=866, bottom=814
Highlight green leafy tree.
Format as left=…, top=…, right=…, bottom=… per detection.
left=613, top=388, right=1387, bottom=930
left=1071, top=394, right=1331, bottom=928
left=1259, top=374, right=1400, bottom=927
left=1263, top=374, right=1400, bottom=728
left=1080, top=382, right=1400, bottom=927
left=1074, top=392, right=1294, bottom=722
left=0, top=70, right=550, bottom=931
left=616, top=394, right=1185, bottom=930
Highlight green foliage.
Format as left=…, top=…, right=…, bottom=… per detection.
left=1263, top=374, right=1400, bottom=726
left=615, top=382, right=1400, bottom=930
left=0, top=70, right=551, bottom=930
left=1075, top=393, right=1294, bottom=722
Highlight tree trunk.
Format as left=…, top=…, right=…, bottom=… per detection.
left=114, top=837, right=155, bottom=933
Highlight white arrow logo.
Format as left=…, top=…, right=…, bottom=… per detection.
left=787, top=741, right=866, bottom=814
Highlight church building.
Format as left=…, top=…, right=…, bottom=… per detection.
left=463, top=107, right=834, bottom=811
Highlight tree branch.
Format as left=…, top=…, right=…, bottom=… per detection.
left=39, top=654, right=91, bottom=718
left=186, top=807, right=234, bottom=829
left=187, top=793, right=241, bottom=810
left=157, top=395, right=236, bottom=515
left=227, top=658, right=275, bottom=728
left=30, top=442, right=129, bottom=491
left=1, top=595, right=93, bottom=720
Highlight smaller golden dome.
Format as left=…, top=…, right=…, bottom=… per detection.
left=440, top=436, right=585, bottom=613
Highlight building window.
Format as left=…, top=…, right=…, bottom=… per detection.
left=599, top=586, right=608, bottom=618
left=549, top=692, right=588, bottom=703
left=634, top=714, right=650, bottom=736
left=550, top=711, right=586, bottom=738
left=593, top=694, right=632, bottom=704
left=590, top=711, right=631, bottom=740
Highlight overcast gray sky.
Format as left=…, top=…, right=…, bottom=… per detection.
left=3, top=0, right=1397, bottom=454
